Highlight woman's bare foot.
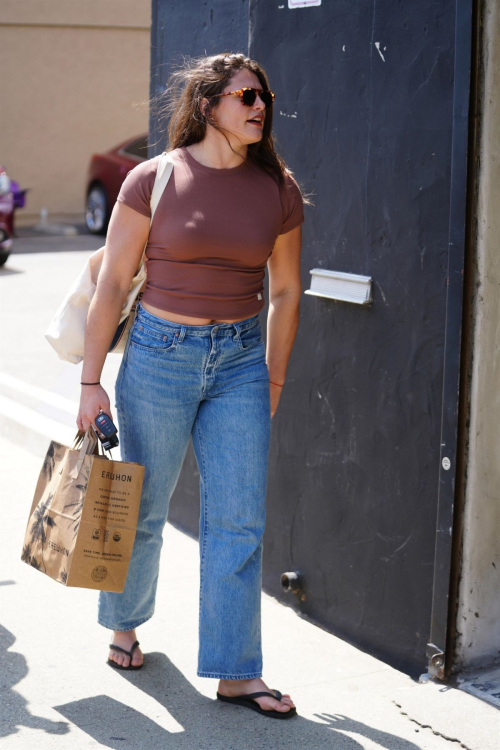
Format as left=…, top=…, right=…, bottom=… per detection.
left=218, top=677, right=295, bottom=713
left=107, top=629, right=144, bottom=668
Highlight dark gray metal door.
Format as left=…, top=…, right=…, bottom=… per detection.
left=248, top=0, right=471, bottom=678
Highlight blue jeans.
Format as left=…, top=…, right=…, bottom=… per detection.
left=98, top=301, right=271, bottom=679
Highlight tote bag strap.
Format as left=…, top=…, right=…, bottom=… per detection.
left=136, top=152, right=174, bottom=267
left=150, top=152, right=174, bottom=221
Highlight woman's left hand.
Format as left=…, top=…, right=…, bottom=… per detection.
left=270, top=382, right=283, bottom=419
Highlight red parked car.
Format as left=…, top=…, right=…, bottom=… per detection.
left=0, top=166, right=29, bottom=266
left=85, top=134, right=148, bottom=235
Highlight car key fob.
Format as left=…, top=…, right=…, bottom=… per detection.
left=93, top=411, right=119, bottom=451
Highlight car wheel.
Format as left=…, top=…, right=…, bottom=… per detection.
left=86, top=184, right=109, bottom=235
left=0, top=251, right=10, bottom=267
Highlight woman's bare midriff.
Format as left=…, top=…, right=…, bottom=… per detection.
left=141, top=301, right=252, bottom=325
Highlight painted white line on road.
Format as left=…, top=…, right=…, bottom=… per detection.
left=0, top=371, right=78, bottom=415
left=0, top=393, right=75, bottom=446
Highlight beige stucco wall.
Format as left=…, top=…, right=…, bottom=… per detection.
left=454, top=0, right=500, bottom=672
left=0, top=0, right=151, bottom=223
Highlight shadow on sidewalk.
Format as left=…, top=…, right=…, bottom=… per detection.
left=0, top=623, right=69, bottom=739
left=54, top=652, right=421, bottom=749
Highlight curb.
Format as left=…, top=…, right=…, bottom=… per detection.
left=0, top=392, right=75, bottom=458
left=0, top=372, right=123, bottom=460
left=32, top=223, right=79, bottom=237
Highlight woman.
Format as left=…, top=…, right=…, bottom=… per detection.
left=77, top=52, right=306, bottom=720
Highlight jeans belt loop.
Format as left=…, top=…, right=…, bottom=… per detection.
left=232, top=321, right=242, bottom=342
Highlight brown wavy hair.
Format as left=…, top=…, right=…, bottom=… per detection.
left=149, top=51, right=313, bottom=205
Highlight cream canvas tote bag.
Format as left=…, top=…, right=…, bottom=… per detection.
left=45, top=152, right=174, bottom=364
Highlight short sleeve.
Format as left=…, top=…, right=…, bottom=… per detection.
left=278, top=172, right=305, bottom=235
left=116, top=158, right=158, bottom=218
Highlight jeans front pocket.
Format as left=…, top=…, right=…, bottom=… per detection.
left=237, top=322, right=263, bottom=352
left=130, top=320, right=178, bottom=354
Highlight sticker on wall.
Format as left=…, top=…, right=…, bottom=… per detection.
left=288, top=0, right=321, bottom=7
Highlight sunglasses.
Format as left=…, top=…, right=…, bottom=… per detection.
left=209, top=87, right=275, bottom=108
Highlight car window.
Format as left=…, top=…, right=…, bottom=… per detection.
left=122, top=136, right=148, bottom=160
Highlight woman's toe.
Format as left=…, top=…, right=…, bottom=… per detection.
left=274, top=691, right=295, bottom=708
left=110, top=651, right=126, bottom=667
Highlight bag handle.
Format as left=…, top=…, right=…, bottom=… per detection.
left=72, top=431, right=85, bottom=450
left=70, top=427, right=98, bottom=479
left=72, top=429, right=97, bottom=452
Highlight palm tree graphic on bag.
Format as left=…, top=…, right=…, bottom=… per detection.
left=21, top=543, right=33, bottom=565
left=41, top=441, right=62, bottom=481
left=22, top=440, right=64, bottom=568
left=63, top=463, right=90, bottom=539
left=26, top=493, right=56, bottom=572
left=23, top=442, right=97, bottom=582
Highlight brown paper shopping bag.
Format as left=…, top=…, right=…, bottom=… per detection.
left=21, top=429, right=144, bottom=592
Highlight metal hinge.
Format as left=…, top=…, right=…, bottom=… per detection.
left=426, top=642, right=445, bottom=680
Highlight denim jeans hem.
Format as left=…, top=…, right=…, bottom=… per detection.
left=97, top=614, right=153, bottom=632
left=197, top=670, right=263, bottom=679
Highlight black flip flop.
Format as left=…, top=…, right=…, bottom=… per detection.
left=107, top=640, right=144, bottom=671
left=216, top=688, right=297, bottom=719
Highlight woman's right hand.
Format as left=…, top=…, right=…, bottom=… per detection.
left=77, top=384, right=113, bottom=432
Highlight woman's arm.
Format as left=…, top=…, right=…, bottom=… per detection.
left=77, top=202, right=150, bottom=431
left=266, top=224, right=302, bottom=418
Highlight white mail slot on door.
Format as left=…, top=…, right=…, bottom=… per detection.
left=304, top=269, right=372, bottom=305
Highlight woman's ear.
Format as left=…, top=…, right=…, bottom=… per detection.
left=200, top=97, right=210, bottom=118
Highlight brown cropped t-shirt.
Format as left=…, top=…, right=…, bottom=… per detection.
left=116, top=146, right=305, bottom=319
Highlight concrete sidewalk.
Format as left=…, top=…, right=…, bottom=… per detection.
left=1, top=436, right=498, bottom=750
left=1, top=240, right=498, bottom=748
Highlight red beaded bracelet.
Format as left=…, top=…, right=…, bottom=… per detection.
left=269, top=380, right=284, bottom=387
